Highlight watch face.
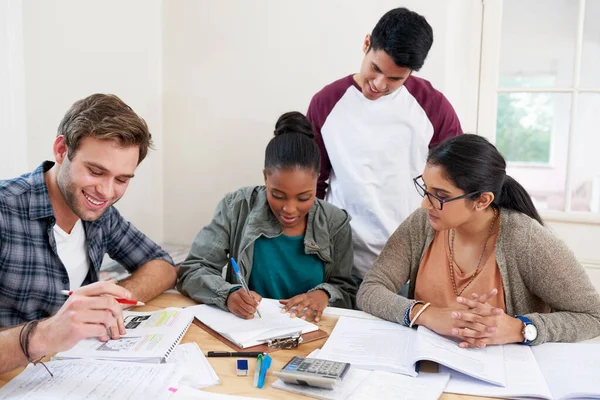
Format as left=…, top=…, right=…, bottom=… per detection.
left=524, top=324, right=538, bottom=341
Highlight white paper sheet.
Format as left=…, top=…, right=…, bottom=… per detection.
left=441, top=344, right=552, bottom=399
left=187, top=299, right=317, bottom=348
left=0, top=360, right=179, bottom=400
left=316, top=317, right=416, bottom=376
left=532, top=342, right=600, bottom=400
left=272, top=370, right=450, bottom=400
left=347, top=371, right=450, bottom=400
left=168, top=343, right=220, bottom=389
left=171, top=386, right=267, bottom=400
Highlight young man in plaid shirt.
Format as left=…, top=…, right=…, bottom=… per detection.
left=0, top=94, right=176, bottom=373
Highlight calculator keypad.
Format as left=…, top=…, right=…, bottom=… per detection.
left=285, top=357, right=346, bottom=378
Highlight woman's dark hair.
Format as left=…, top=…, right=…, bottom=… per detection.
left=427, top=134, right=543, bottom=225
left=369, top=7, right=434, bottom=71
left=264, top=111, right=321, bottom=176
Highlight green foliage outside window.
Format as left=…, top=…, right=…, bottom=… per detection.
left=496, top=92, right=553, bottom=163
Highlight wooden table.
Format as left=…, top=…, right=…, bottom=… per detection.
left=0, top=292, right=493, bottom=399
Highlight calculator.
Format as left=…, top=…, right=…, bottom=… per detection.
left=273, top=356, right=351, bottom=389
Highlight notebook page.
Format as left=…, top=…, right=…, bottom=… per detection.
left=316, top=316, right=417, bottom=376
left=532, top=343, right=600, bottom=400
left=441, top=344, right=552, bottom=399
left=54, top=308, right=193, bottom=362
left=0, top=360, right=178, bottom=400
left=188, top=299, right=317, bottom=348
left=413, top=326, right=506, bottom=386
left=168, top=343, right=220, bottom=389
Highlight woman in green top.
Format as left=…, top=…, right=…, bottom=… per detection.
left=177, top=112, right=357, bottom=321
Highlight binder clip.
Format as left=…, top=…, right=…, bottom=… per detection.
left=266, top=333, right=303, bottom=349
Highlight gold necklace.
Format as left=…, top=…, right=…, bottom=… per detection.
left=448, top=207, right=498, bottom=297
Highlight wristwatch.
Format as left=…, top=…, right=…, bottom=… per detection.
left=515, top=315, right=537, bottom=344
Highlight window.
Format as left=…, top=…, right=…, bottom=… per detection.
left=479, top=0, right=600, bottom=214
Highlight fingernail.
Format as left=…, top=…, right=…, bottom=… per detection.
left=290, top=313, right=296, bottom=318
left=301, top=316, right=306, bottom=320
left=457, top=297, right=464, bottom=302
left=281, top=309, right=286, bottom=314
left=315, top=317, right=320, bottom=322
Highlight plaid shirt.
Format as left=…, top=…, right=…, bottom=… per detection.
left=0, top=162, right=174, bottom=327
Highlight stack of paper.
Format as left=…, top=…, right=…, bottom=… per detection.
left=0, top=360, right=180, bottom=399
left=188, top=299, right=318, bottom=348
left=168, top=343, right=220, bottom=389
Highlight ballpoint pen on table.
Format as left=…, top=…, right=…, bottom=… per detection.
left=206, top=351, right=264, bottom=357
left=60, top=290, right=145, bottom=306
left=230, top=257, right=262, bottom=318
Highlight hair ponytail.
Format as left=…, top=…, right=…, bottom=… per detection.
left=495, top=175, right=543, bottom=225
left=264, top=111, right=320, bottom=175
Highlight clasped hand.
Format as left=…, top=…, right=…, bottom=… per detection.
left=450, top=288, right=523, bottom=348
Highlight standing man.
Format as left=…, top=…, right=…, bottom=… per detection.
left=0, top=94, right=177, bottom=362
left=308, top=7, right=462, bottom=285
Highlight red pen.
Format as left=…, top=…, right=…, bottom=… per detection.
left=60, top=290, right=145, bottom=306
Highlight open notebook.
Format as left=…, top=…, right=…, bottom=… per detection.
left=187, top=299, right=319, bottom=349
left=54, top=307, right=194, bottom=363
left=317, top=316, right=506, bottom=386
left=441, top=342, right=600, bottom=400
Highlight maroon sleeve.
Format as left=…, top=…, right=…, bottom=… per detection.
left=428, top=93, right=463, bottom=149
left=404, top=76, right=463, bottom=149
left=306, top=75, right=355, bottom=199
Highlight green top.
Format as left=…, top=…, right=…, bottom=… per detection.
left=249, top=234, right=324, bottom=299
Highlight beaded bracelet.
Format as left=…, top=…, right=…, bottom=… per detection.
left=403, top=301, right=415, bottom=326
left=19, top=320, right=53, bottom=377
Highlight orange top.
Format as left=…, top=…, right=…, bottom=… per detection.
left=414, top=229, right=506, bottom=311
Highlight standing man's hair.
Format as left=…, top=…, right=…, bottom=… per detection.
left=57, top=94, right=153, bottom=164
left=369, top=7, right=434, bottom=71
left=264, top=111, right=321, bottom=176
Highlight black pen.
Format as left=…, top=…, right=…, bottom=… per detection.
left=206, top=351, right=264, bottom=358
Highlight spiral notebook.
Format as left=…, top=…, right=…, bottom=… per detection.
left=54, top=307, right=194, bottom=363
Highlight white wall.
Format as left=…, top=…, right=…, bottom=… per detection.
left=162, top=0, right=482, bottom=245
left=0, top=0, right=27, bottom=178
left=19, top=0, right=165, bottom=243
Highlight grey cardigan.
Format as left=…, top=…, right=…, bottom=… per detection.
left=177, top=186, right=357, bottom=310
left=357, top=208, right=600, bottom=344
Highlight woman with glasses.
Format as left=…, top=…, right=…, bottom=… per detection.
left=357, top=134, right=600, bottom=347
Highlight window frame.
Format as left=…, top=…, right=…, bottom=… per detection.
left=477, top=0, right=600, bottom=220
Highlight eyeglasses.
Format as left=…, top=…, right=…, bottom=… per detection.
left=413, top=175, right=480, bottom=210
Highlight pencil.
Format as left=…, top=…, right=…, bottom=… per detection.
left=60, top=290, right=145, bottom=306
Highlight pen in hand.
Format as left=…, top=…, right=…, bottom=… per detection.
left=60, top=290, right=145, bottom=306
left=230, top=257, right=262, bottom=318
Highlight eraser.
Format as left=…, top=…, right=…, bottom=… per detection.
left=237, top=359, right=249, bottom=376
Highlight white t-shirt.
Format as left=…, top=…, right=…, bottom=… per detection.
left=53, top=219, right=90, bottom=290
left=308, top=75, right=462, bottom=279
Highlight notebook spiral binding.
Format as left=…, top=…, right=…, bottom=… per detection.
left=163, top=318, right=194, bottom=362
